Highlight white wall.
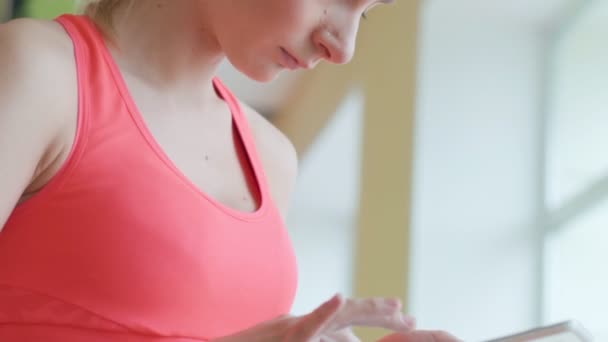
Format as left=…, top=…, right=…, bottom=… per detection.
left=410, top=2, right=548, bottom=340
left=286, top=90, right=365, bottom=315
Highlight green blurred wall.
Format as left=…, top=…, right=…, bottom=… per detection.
left=1, top=1, right=8, bottom=21
left=19, top=0, right=76, bottom=19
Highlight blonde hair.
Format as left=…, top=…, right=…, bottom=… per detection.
left=81, top=0, right=132, bottom=34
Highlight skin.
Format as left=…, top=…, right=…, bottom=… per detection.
left=0, top=1, right=461, bottom=341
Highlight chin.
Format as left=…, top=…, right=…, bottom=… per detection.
left=226, top=53, right=285, bottom=83
left=242, top=68, right=282, bottom=83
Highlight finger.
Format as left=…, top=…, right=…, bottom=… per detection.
left=288, top=294, right=345, bottom=341
left=350, top=311, right=414, bottom=333
left=430, top=330, right=463, bottom=342
left=330, top=328, right=361, bottom=342
left=332, top=297, right=415, bottom=332
left=385, top=330, right=464, bottom=342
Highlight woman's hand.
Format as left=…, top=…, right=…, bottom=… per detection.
left=213, top=294, right=416, bottom=342
left=378, top=331, right=463, bottom=342
left=313, top=322, right=464, bottom=342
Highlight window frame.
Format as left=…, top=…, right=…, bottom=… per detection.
left=538, top=0, right=606, bottom=326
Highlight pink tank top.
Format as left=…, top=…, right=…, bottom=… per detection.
left=0, top=14, right=298, bottom=342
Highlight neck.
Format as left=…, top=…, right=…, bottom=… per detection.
left=105, top=1, right=223, bottom=98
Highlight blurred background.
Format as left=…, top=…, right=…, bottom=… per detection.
left=2, top=0, right=607, bottom=341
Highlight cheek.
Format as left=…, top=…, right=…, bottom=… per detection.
left=219, top=0, right=320, bottom=63
left=267, top=0, right=318, bottom=34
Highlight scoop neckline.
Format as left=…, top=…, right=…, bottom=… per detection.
left=84, top=16, right=269, bottom=221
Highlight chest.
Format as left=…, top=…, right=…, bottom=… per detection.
left=127, top=82, right=261, bottom=214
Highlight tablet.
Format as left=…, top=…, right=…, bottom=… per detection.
left=484, top=321, right=593, bottom=342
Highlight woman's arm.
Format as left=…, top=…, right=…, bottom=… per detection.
left=0, top=19, right=77, bottom=230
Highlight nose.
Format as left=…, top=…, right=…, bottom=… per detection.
left=312, top=28, right=356, bottom=65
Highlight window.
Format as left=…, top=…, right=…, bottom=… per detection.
left=543, top=1, right=608, bottom=340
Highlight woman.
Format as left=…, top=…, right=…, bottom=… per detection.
left=0, top=1, right=460, bottom=341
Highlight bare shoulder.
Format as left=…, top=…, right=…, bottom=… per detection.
left=240, top=103, right=298, bottom=219
left=0, top=17, right=77, bottom=113
left=1, top=17, right=74, bottom=62
left=0, top=18, right=78, bottom=228
left=0, top=17, right=78, bottom=167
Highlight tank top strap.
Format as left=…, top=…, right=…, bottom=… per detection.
left=212, top=77, right=272, bottom=204
left=55, top=13, right=107, bottom=103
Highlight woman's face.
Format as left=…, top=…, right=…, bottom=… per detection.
left=206, top=0, right=392, bottom=82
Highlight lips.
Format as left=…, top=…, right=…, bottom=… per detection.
left=280, top=47, right=302, bottom=70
